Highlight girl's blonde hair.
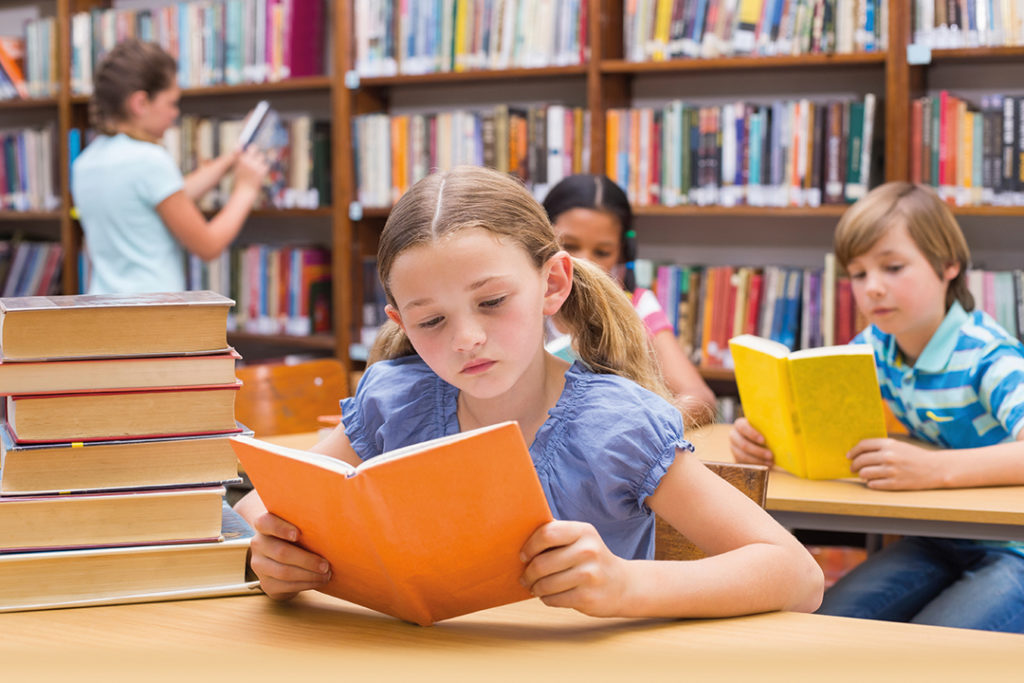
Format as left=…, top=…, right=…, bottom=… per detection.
left=89, top=39, right=177, bottom=136
left=370, top=165, right=672, bottom=402
left=834, top=181, right=974, bottom=311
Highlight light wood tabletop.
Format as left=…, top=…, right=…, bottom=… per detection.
left=688, top=424, right=1024, bottom=540
left=2, top=590, right=1021, bottom=681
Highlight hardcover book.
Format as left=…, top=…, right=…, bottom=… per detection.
left=231, top=421, right=553, bottom=626
left=729, top=334, right=887, bottom=479
left=5, top=382, right=242, bottom=443
left=0, top=349, right=240, bottom=395
left=0, top=422, right=243, bottom=495
left=0, top=485, right=225, bottom=553
left=0, top=291, right=233, bottom=361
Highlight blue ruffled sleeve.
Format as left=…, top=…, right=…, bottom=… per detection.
left=340, top=356, right=457, bottom=461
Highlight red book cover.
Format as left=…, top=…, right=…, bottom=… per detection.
left=910, top=98, right=923, bottom=184
left=835, top=277, right=854, bottom=344
left=745, top=271, right=764, bottom=335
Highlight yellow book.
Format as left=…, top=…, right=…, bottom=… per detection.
left=729, top=334, right=887, bottom=479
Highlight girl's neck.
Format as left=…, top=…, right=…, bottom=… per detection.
left=457, top=352, right=569, bottom=446
left=111, top=123, right=159, bottom=144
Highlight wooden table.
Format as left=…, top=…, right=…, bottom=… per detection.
left=689, top=424, right=1024, bottom=541
left=2, top=590, right=1021, bottom=680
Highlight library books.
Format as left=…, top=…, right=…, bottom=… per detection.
left=0, top=424, right=243, bottom=495
left=0, top=348, right=240, bottom=394
left=729, top=334, right=887, bottom=480
left=0, top=485, right=225, bottom=553
left=232, top=421, right=553, bottom=626
left=0, top=502, right=259, bottom=613
left=5, top=382, right=242, bottom=443
left=0, top=291, right=233, bottom=361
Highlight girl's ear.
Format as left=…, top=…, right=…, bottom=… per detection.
left=542, top=251, right=573, bottom=316
left=942, top=261, right=961, bottom=282
left=124, top=90, right=150, bottom=119
left=384, top=304, right=404, bottom=331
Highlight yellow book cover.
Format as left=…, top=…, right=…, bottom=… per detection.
left=653, top=0, right=673, bottom=61
left=730, top=335, right=887, bottom=480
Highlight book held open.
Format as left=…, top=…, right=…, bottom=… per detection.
left=729, top=334, right=887, bottom=479
left=231, top=421, right=553, bottom=626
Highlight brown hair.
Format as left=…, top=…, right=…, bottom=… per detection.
left=834, top=181, right=973, bottom=311
left=89, top=39, right=177, bottom=135
left=370, top=166, right=672, bottom=402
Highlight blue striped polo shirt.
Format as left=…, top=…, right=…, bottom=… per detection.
left=854, top=301, right=1024, bottom=556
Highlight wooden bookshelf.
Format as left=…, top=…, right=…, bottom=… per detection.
left=5, top=0, right=1024, bottom=395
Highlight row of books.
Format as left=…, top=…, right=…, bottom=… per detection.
left=0, top=126, right=59, bottom=212
left=354, top=0, right=588, bottom=77
left=910, top=92, right=1024, bottom=207
left=70, top=0, right=325, bottom=95
left=0, top=240, right=62, bottom=299
left=0, top=291, right=255, bottom=612
left=354, top=104, right=591, bottom=207
left=606, top=94, right=880, bottom=208
left=159, top=112, right=331, bottom=210
left=911, top=0, right=1024, bottom=48
left=624, top=0, right=888, bottom=62
left=642, top=258, right=1024, bottom=370
left=186, top=243, right=333, bottom=337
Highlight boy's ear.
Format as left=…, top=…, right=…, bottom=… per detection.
left=384, top=304, right=404, bottom=331
left=543, top=251, right=573, bottom=316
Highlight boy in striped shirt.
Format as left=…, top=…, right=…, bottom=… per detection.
left=731, top=182, right=1024, bottom=633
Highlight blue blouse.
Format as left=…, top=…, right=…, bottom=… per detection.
left=341, top=355, right=692, bottom=560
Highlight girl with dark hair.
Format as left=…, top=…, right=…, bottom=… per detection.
left=542, top=174, right=715, bottom=425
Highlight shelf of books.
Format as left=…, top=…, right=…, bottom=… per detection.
left=3, top=0, right=1023, bottom=388
left=0, top=291, right=258, bottom=612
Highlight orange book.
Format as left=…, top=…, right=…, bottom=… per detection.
left=231, top=421, right=553, bottom=626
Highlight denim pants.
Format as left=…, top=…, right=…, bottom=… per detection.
left=816, top=536, right=1024, bottom=633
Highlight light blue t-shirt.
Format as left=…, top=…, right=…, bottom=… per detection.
left=341, top=355, right=692, bottom=560
left=71, top=133, right=185, bottom=294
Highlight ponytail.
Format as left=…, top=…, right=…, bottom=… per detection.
left=554, top=258, right=671, bottom=403
left=367, top=319, right=415, bottom=365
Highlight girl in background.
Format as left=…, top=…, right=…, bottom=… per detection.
left=72, top=39, right=268, bottom=295
left=542, top=174, right=716, bottom=425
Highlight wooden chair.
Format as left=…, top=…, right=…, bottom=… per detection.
left=235, top=358, right=347, bottom=437
left=654, top=461, right=770, bottom=561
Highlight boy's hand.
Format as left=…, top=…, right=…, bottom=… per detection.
left=249, top=511, right=331, bottom=600
left=848, top=438, right=944, bottom=490
left=730, top=417, right=774, bottom=466
left=519, top=520, right=630, bottom=618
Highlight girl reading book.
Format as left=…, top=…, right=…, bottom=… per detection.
left=72, top=39, right=269, bottom=295
left=541, top=174, right=716, bottom=425
left=235, top=165, right=823, bottom=619
left=730, top=182, right=1024, bottom=633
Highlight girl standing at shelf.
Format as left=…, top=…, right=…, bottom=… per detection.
left=235, top=165, right=823, bottom=619
left=71, top=39, right=269, bottom=295
left=730, top=181, right=1024, bottom=633
left=542, top=174, right=716, bottom=425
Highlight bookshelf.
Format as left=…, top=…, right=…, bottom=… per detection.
left=2, top=1, right=1023, bottom=394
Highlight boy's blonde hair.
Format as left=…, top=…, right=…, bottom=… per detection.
left=370, top=165, right=672, bottom=402
left=833, top=182, right=974, bottom=311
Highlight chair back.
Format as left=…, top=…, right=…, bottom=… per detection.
left=654, top=461, right=769, bottom=561
left=235, top=358, right=347, bottom=437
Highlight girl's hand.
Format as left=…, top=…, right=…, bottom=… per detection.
left=848, top=438, right=945, bottom=490
left=233, top=146, right=270, bottom=192
left=249, top=511, right=332, bottom=600
left=519, top=520, right=631, bottom=618
left=729, top=417, right=774, bottom=466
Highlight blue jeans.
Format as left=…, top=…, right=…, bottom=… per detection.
left=816, top=536, right=1024, bottom=633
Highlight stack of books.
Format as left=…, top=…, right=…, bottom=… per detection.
left=0, top=291, right=259, bottom=612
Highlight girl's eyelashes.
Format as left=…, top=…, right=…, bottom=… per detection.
left=885, top=264, right=904, bottom=273
left=418, top=316, right=444, bottom=329
left=480, top=296, right=507, bottom=309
